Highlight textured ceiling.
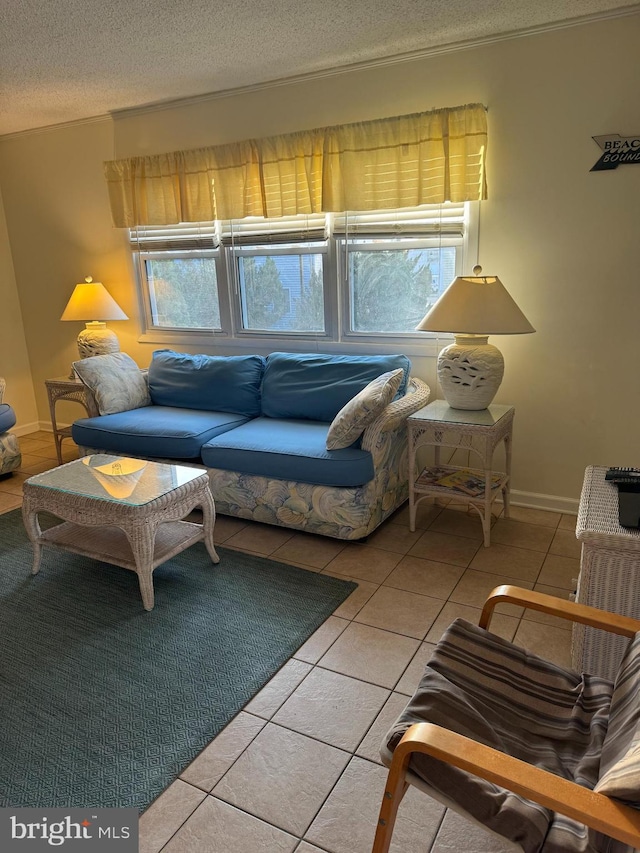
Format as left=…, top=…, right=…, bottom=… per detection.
left=1, top=0, right=639, bottom=136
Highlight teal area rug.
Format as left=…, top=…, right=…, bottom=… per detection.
left=0, top=509, right=356, bottom=811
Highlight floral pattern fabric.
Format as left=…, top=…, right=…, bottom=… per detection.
left=0, top=431, right=21, bottom=476
left=77, top=377, right=430, bottom=540
left=208, top=417, right=410, bottom=539
left=0, top=377, right=21, bottom=475
left=326, top=368, right=404, bottom=450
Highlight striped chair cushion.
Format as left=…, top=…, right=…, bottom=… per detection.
left=594, top=632, right=640, bottom=803
left=384, top=619, right=618, bottom=853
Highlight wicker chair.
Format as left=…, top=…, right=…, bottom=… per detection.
left=373, top=585, right=640, bottom=853
left=0, top=377, right=22, bottom=477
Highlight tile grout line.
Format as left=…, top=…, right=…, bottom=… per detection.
left=4, top=439, right=579, bottom=853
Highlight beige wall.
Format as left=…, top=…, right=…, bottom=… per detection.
left=0, top=14, right=639, bottom=508
left=0, top=185, right=37, bottom=430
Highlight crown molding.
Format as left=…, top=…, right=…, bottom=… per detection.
left=0, top=112, right=112, bottom=143
left=3, top=4, right=640, bottom=140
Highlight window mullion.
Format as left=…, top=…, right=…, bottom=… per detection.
left=130, top=203, right=473, bottom=344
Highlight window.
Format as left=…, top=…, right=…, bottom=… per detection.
left=131, top=203, right=476, bottom=348
left=235, top=251, right=324, bottom=333
left=146, top=256, right=221, bottom=330
left=346, top=243, right=456, bottom=333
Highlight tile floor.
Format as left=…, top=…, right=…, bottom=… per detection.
left=1, top=432, right=580, bottom=853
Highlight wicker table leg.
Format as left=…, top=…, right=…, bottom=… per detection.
left=21, top=502, right=44, bottom=575
left=201, top=487, right=220, bottom=565
left=125, top=522, right=158, bottom=611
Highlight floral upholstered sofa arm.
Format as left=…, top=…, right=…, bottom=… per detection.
left=0, top=377, right=22, bottom=476
left=361, top=377, right=430, bottom=466
left=206, top=376, right=430, bottom=540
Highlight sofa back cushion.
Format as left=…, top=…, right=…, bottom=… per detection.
left=261, top=352, right=411, bottom=422
left=148, top=351, right=265, bottom=417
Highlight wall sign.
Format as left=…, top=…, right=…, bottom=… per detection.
left=591, top=134, right=640, bottom=171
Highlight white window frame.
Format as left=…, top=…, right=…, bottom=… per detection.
left=223, top=241, right=337, bottom=342
left=132, top=202, right=478, bottom=356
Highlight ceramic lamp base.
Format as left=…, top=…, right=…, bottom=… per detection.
left=76, top=322, right=120, bottom=359
left=437, top=335, right=504, bottom=410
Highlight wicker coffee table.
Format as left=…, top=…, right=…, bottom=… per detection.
left=22, top=454, right=220, bottom=611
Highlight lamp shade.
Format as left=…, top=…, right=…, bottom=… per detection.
left=61, top=276, right=128, bottom=362
left=60, top=277, right=128, bottom=322
left=416, top=274, right=535, bottom=335
left=416, top=270, right=535, bottom=410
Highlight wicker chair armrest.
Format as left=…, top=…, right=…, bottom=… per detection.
left=480, top=584, right=640, bottom=637
left=0, top=377, right=5, bottom=403
left=374, top=723, right=640, bottom=852
left=361, top=378, right=430, bottom=451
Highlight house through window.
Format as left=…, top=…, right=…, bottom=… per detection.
left=130, top=202, right=476, bottom=346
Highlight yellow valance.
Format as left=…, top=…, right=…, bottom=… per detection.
left=104, top=103, right=487, bottom=227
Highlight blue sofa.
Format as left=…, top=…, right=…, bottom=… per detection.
left=72, top=351, right=430, bottom=540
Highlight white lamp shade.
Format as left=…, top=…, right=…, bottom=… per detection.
left=416, top=274, right=534, bottom=335
left=61, top=277, right=128, bottom=363
left=416, top=272, right=534, bottom=410
left=60, top=278, right=128, bottom=322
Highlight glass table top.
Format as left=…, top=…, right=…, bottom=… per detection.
left=26, top=455, right=205, bottom=506
left=410, top=399, right=514, bottom=426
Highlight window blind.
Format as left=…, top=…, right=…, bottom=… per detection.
left=130, top=222, right=219, bottom=252
left=220, top=214, right=328, bottom=246
left=333, top=203, right=466, bottom=237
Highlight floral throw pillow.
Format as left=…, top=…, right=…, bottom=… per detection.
left=73, top=352, right=150, bottom=415
left=326, top=368, right=404, bottom=451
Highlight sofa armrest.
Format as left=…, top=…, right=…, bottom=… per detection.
left=361, top=378, right=430, bottom=451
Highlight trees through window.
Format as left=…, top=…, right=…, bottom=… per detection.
left=132, top=203, right=473, bottom=343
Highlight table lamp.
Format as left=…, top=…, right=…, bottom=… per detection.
left=416, top=266, right=535, bottom=410
left=61, top=276, right=128, bottom=359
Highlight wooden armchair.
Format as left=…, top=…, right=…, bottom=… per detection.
left=373, top=585, right=640, bottom=853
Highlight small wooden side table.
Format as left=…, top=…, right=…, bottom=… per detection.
left=45, top=377, right=93, bottom=464
left=407, top=400, right=515, bottom=547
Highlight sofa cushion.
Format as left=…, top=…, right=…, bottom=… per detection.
left=261, top=352, right=411, bottom=422
left=201, top=417, right=375, bottom=487
left=72, top=406, right=250, bottom=460
left=73, top=352, right=151, bottom=415
left=0, top=403, right=17, bottom=434
left=148, top=351, right=266, bottom=417
left=326, top=368, right=405, bottom=450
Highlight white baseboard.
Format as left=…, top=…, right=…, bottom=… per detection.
left=13, top=421, right=41, bottom=437
left=504, top=489, right=579, bottom=517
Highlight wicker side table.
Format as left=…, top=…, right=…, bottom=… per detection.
left=22, top=456, right=220, bottom=611
left=45, top=376, right=95, bottom=464
left=572, top=465, right=640, bottom=679
left=407, top=401, right=514, bottom=547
